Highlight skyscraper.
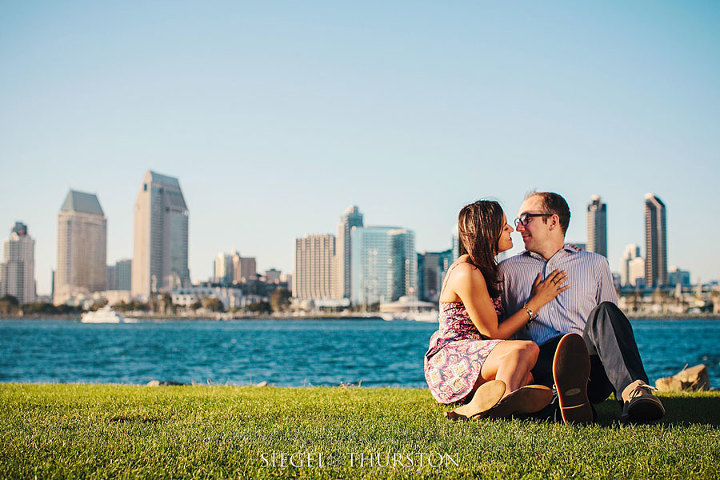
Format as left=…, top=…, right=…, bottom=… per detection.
left=417, top=249, right=453, bottom=303
left=587, top=195, right=607, bottom=257
left=389, top=229, right=417, bottom=301
left=293, top=234, right=335, bottom=300
left=335, top=206, right=364, bottom=299
left=644, top=193, right=667, bottom=288
left=350, top=226, right=417, bottom=305
left=53, top=190, right=107, bottom=304
left=115, top=259, right=132, bottom=291
left=0, top=222, right=36, bottom=304
left=54, top=191, right=107, bottom=304
left=131, top=171, right=190, bottom=298
left=214, top=252, right=234, bottom=285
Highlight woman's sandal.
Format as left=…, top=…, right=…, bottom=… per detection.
left=484, top=384, right=554, bottom=419
left=445, top=380, right=506, bottom=421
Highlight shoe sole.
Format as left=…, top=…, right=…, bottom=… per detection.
left=485, top=385, right=554, bottom=419
left=445, top=380, right=506, bottom=421
left=553, top=334, right=593, bottom=425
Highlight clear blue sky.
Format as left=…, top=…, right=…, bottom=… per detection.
left=1, top=1, right=718, bottom=296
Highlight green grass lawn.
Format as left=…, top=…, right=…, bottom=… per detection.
left=1, top=384, right=719, bottom=479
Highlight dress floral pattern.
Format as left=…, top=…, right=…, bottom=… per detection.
left=424, top=299, right=503, bottom=404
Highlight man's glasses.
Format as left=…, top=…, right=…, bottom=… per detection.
left=514, top=213, right=553, bottom=228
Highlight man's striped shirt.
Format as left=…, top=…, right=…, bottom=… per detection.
left=498, top=245, right=617, bottom=346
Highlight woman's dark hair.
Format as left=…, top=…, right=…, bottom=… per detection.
left=457, top=200, right=504, bottom=298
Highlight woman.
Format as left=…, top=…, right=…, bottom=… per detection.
left=424, top=200, right=569, bottom=420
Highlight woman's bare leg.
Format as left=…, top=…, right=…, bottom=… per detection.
left=480, top=341, right=539, bottom=396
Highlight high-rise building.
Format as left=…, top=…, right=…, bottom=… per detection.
left=451, top=225, right=460, bottom=262
left=644, top=194, right=667, bottom=288
left=238, top=257, right=256, bottom=282
left=230, top=251, right=257, bottom=283
left=335, top=206, right=364, bottom=299
left=389, top=229, right=417, bottom=301
left=417, top=249, right=453, bottom=303
left=629, top=257, right=645, bottom=288
left=131, top=171, right=190, bottom=298
left=0, top=222, right=36, bottom=304
left=54, top=191, right=107, bottom=304
left=620, top=244, right=641, bottom=287
left=351, top=227, right=417, bottom=306
left=214, top=252, right=234, bottom=285
left=115, top=259, right=132, bottom=291
left=293, top=234, right=335, bottom=300
left=106, top=264, right=117, bottom=290
left=586, top=195, right=607, bottom=257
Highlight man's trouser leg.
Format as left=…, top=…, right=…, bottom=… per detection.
left=583, top=301, right=650, bottom=404
left=529, top=301, right=649, bottom=419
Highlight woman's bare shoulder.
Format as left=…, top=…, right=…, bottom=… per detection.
left=447, top=261, right=485, bottom=285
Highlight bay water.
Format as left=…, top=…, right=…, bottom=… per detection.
left=1, top=318, right=718, bottom=389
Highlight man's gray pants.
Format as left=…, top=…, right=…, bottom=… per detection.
left=531, top=301, right=649, bottom=415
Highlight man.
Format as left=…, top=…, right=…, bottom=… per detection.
left=498, top=192, right=664, bottom=424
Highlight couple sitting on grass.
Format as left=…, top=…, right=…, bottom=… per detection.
left=425, top=192, right=665, bottom=424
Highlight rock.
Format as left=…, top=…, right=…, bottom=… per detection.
left=655, top=376, right=683, bottom=392
left=674, top=364, right=710, bottom=390
left=655, top=364, right=710, bottom=392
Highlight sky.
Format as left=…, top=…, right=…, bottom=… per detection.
left=1, top=1, right=719, bottom=296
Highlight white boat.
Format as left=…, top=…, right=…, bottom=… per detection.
left=380, top=311, right=438, bottom=322
left=81, top=306, right=135, bottom=323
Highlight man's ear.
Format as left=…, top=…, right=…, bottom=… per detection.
left=549, top=214, right=559, bottom=230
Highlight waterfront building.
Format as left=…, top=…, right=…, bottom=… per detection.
left=54, top=191, right=107, bottom=304
left=265, top=268, right=282, bottom=284
left=335, top=205, right=364, bottom=299
left=586, top=195, right=607, bottom=257
left=668, top=266, right=691, bottom=287
left=171, top=284, right=244, bottom=310
left=294, top=234, right=336, bottom=300
left=214, top=252, right=234, bottom=285
left=621, top=244, right=641, bottom=287
left=351, top=227, right=417, bottom=306
left=644, top=194, right=667, bottom=288
left=0, top=222, right=36, bottom=304
left=417, top=249, right=453, bottom=303
left=131, top=171, right=190, bottom=299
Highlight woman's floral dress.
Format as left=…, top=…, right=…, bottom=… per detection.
left=424, top=298, right=503, bottom=404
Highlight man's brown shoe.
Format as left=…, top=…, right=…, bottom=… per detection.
left=621, top=380, right=665, bottom=422
left=553, top=333, right=593, bottom=425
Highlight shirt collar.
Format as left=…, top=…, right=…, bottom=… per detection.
left=521, top=244, right=579, bottom=261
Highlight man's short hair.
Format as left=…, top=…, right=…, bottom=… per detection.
left=526, top=191, right=571, bottom=234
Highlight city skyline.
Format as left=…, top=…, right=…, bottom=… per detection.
left=2, top=3, right=719, bottom=295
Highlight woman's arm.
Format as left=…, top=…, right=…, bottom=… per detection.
left=453, top=264, right=568, bottom=339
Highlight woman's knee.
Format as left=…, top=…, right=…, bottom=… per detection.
left=506, top=341, right=539, bottom=363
